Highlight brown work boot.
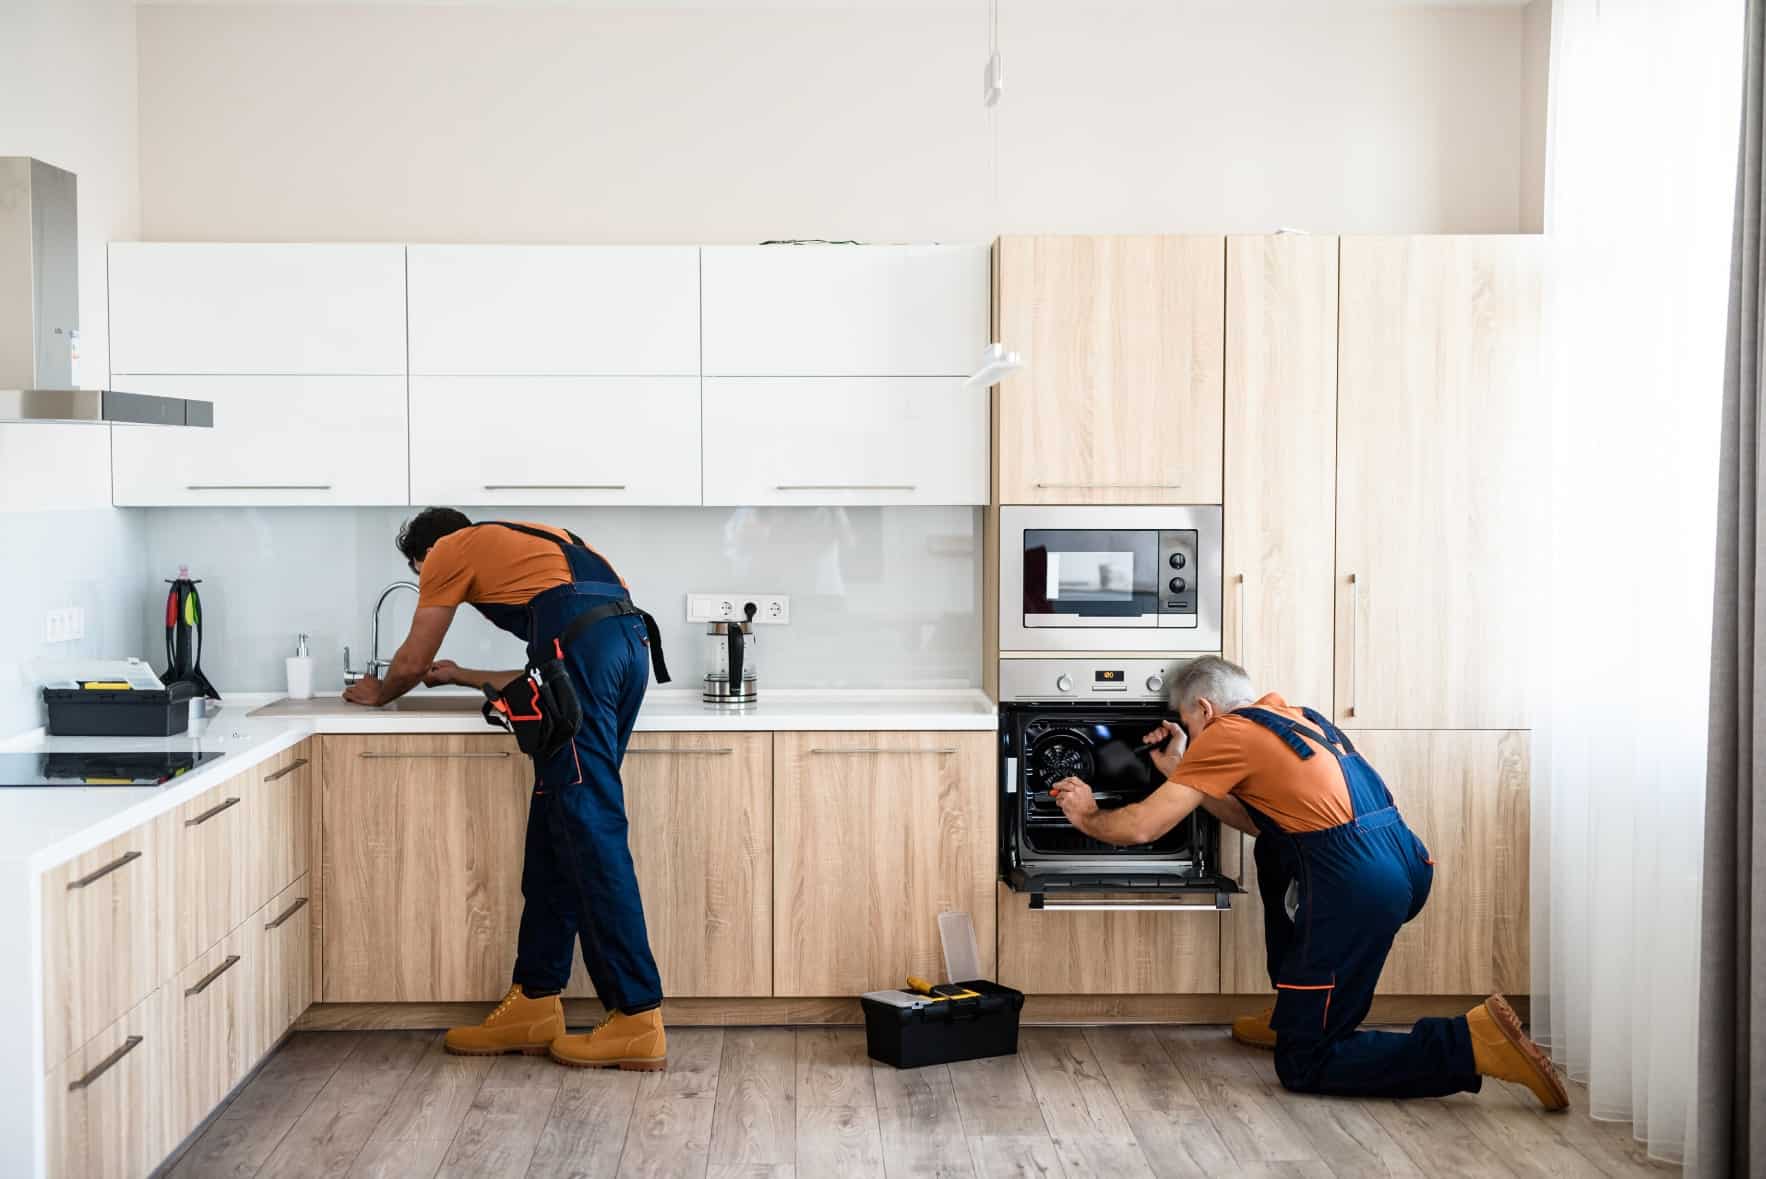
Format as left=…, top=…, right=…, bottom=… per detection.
left=549, top=1008, right=667, bottom=1071
left=1231, top=1007, right=1277, bottom=1050
left=443, top=985, right=565, bottom=1056
left=1466, top=995, right=1569, bottom=1111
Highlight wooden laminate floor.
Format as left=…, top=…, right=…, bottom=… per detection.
left=165, top=1026, right=1677, bottom=1178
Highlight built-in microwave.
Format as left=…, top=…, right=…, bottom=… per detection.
left=998, top=505, right=1222, bottom=652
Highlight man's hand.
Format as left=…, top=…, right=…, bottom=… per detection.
left=423, top=660, right=460, bottom=688
left=342, top=676, right=385, bottom=707
left=1050, top=776, right=1099, bottom=827
left=1143, top=719, right=1187, bottom=779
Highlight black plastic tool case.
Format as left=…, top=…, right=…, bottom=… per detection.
left=43, top=680, right=197, bottom=737
left=862, top=980, right=1025, bottom=1069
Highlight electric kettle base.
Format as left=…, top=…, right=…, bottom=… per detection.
left=702, top=680, right=759, bottom=708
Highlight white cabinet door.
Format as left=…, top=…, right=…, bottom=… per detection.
left=108, top=244, right=406, bottom=376
left=702, top=377, right=986, bottom=506
left=410, top=376, right=700, bottom=506
left=407, top=246, right=700, bottom=376
left=701, top=245, right=989, bottom=376
left=0, top=423, right=111, bottom=510
left=111, top=375, right=408, bottom=506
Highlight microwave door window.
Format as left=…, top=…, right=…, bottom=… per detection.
left=1024, top=530, right=1159, bottom=624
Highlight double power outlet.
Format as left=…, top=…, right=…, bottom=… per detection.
left=43, top=607, right=86, bottom=644
left=686, top=594, right=790, bottom=625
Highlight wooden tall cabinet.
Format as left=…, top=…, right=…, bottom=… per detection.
left=993, top=235, right=1224, bottom=504
left=1335, top=236, right=1544, bottom=730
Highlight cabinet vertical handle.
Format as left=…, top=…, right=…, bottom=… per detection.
left=263, top=758, right=308, bottom=783
left=67, top=1036, right=143, bottom=1091
left=1235, top=573, right=1247, bottom=666
left=66, top=850, right=142, bottom=890
left=185, top=797, right=241, bottom=826
left=185, top=955, right=241, bottom=996
left=1345, top=574, right=1359, bottom=719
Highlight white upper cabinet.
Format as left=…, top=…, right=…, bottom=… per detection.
left=701, top=244, right=989, bottom=376
left=407, top=246, right=700, bottom=376
left=108, top=244, right=406, bottom=375
left=702, top=377, right=987, bottom=506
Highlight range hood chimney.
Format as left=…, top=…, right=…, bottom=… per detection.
left=0, top=158, right=211, bottom=427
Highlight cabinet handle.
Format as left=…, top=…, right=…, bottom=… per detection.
left=1033, top=482, right=1184, bottom=490
left=808, top=747, right=958, bottom=756
left=265, top=896, right=310, bottom=930
left=1235, top=573, right=1247, bottom=665
left=627, top=747, right=735, bottom=756
left=67, top=1036, right=143, bottom=1091
left=185, top=796, right=241, bottom=827
left=1345, top=574, right=1359, bottom=719
left=263, top=757, right=308, bottom=783
left=186, top=484, right=332, bottom=491
left=776, top=484, right=916, bottom=492
left=65, top=850, right=142, bottom=891
left=185, top=954, right=241, bottom=996
left=483, top=483, right=626, bottom=491
left=357, top=751, right=512, bottom=760
left=1032, top=900, right=1225, bottom=913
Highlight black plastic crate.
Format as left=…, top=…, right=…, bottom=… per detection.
left=862, top=979, right=1025, bottom=1070
left=43, top=680, right=196, bottom=737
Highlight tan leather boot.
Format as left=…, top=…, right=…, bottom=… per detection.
left=1231, top=1007, right=1277, bottom=1050
left=549, top=1008, right=667, bottom=1071
left=443, top=985, right=565, bottom=1056
left=1467, top=994, right=1569, bottom=1111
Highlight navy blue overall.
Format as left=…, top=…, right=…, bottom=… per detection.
left=469, top=524, right=664, bottom=1016
left=1235, top=704, right=1480, bottom=1098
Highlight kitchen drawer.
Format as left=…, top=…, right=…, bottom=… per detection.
left=255, top=745, right=313, bottom=912
left=259, top=876, right=313, bottom=1045
left=171, top=919, right=261, bottom=1143
left=995, top=884, right=1222, bottom=995
left=172, top=773, right=259, bottom=968
left=46, top=986, right=173, bottom=1179
left=41, top=815, right=171, bottom=1069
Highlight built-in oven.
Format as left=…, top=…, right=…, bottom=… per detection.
left=998, top=657, right=1241, bottom=909
left=998, top=505, right=1222, bottom=653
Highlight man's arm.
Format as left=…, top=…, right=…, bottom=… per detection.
left=424, top=661, right=525, bottom=693
left=1199, top=792, right=1259, bottom=835
left=342, top=605, right=456, bottom=706
left=1050, top=777, right=1207, bottom=847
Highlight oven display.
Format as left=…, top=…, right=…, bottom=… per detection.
left=1095, top=670, right=1123, bottom=683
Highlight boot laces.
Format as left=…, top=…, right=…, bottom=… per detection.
left=487, top=986, right=523, bottom=1022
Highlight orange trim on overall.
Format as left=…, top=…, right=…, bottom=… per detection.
left=493, top=679, right=546, bottom=723
left=1274, top=983, right=1335, bottom=991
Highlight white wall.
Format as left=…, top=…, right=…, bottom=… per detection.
left=136, top=1, right=1533, bottom=241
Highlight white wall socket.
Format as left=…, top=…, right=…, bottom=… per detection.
left=44, top=607, right=85, bottom=644
left=686, top=593, right=790, bottom=625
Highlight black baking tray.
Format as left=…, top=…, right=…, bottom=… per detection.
left=862, top=979, right=1025, bottom=1070
left=43, top=680, right=197, bottom=737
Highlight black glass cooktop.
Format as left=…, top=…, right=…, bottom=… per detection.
left=0, top=751, right=224, bottom=787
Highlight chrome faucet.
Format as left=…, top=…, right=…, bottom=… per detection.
left=343, top=580, right=420, bottom=685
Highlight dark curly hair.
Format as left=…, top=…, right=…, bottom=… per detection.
left=397, top=507, right=472, bottom=567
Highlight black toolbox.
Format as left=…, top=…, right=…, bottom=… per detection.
left=862, top=979, right=1025, bottom=1069
left=43, top=680, right=197, bottom=737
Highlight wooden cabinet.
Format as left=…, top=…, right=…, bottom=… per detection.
left=996, top=885, right=1222, bottom=994
left=566, top=733, right=774, bottom=999
left=46, top=986, right=172, bottom=1179
left=260, top=876, right=313, bottom=1048
left=993, top=235, right=1225, bottom=505
left=410, top=376, right=701, bottom=506
left=40, top=815, right=169, bottom=1069
left=1335, top=236, right=1544, bottom=729
left=170, top=919, right=260, bottom=1142
left=321, top=735, right=529, bottom=1002
left=170, top=773, right=259, bottom=968
left=254, top=744, right=312, bottom=915
left=110, top=374, right=409, bottom=506
left=107, top=243, right=406, bottom=376
left=772, top=731, right=995, bottom=996
left=701, top=244, right=988, bottom=377
left=701, top=377, right=987, bottom=506
left=407, top=245, right=700, bottom=376
left=1223, top=234, right=1338, bottom=708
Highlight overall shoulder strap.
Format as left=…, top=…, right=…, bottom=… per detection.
left=1231, top=707, right=1317, bottom=761
left=1299, top=707, right=1358, bottom=755
left=484, top=521, right=586, bottom=550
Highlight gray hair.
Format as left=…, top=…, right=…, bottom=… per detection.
left=1169, top=655, right=1255, bottom=714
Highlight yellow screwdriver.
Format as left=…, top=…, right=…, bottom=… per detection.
left=906, top=975, right=981, bottom=1001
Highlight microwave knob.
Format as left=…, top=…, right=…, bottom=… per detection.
left=1055, top=674, right=1075, bottom=694
left=1145, top=674, right=1165, bottom=694
left=1168, top=576, right=1187, bottom=593
left=1168, top=552, right=1186, bottom=569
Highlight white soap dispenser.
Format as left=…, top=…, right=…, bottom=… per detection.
left=285, top=633, right=315, bottom=701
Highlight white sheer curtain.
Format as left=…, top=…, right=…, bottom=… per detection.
left=1532, top=0, right=1742, bottom=1163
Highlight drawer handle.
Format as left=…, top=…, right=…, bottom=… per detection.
left=187, top=483, right=333, bottom=491
left=185, top=954, right=242, bottom=996
left=263, top=757, right=309, bottom=783
left=808, top=747, right=958, bottom=756
left=185, top=796, right=241, bottom=826
left=357, top=752, right=512, bottom=760
left=483, top=483, right=627, bottom=491
left=265, top=896, right=310, bottom=930
left=66, top=850, right=142, bottom=891
left=67, top=1035, right=143, bottom=1091
left=628, top=747, right=735, bottom=756
left=1033, top=482, right=1184, bottom=490
left=776, top=484, right=916, bottom=492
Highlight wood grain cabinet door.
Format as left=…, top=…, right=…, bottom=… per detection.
left=254, top=744, right=313, bottom=916
left=994, top=235, right=1224, bottom=505
left=773, top=731, right=995, bottom=996
left=170, top=918, right=259, bottom=1143
left=1335, top=236, right=1544, bottom=729
left=565, top=732, right=774, bottom=999
left=46, top=985, right=173, bottom=1179
left=321, top=735, right=529, bottom=1002
left=171, top=772, right=259, bottom=968
left=260, top=875, right=314, bottom=1045
left=996, top=884, right=1222, bottom=995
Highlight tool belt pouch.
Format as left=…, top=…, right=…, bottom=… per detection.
left=481, top=658, right=582, bottom=763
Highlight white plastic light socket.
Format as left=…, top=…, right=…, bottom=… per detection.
left=686, top=594, right=790, bottom=625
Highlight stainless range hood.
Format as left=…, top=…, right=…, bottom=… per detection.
left=0, top=158, right=211, bottom=427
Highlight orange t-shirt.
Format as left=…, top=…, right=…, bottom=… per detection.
left=417, top=522, right=619, bottom=609
left=1169, top=693, right=1355, bottom=833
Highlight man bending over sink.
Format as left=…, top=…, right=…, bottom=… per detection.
left=1048, top=655, right=1567, bottom=1110
left=341, top=506, right=672, bottom=1072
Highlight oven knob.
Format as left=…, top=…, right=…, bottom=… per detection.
left=1168, top=552, right=1186, bottom=569
left=1055, top=674, right=1075, bottom=693
left=1168, top=576, right=1187, bottom=593
left=1146, top=674, right=1164, bottom=694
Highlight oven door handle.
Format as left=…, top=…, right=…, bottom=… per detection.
left=1029, top=896, right=1232, bottom=912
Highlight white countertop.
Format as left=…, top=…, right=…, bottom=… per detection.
left=0, top=687, right=995, bottom=873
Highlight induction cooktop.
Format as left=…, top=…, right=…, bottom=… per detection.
left=0, top=751, right=224, bottom=787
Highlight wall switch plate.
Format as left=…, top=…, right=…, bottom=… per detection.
left=44, top=607, right=84, bottom=644
left=686, top=593, right=790, bottom=625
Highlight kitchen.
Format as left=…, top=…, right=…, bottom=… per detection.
left=1, top=1, right=1755, bottom=1177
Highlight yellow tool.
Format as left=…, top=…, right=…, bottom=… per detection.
left=906, top=975, right=981, bottom=1002
left=79, top=681, right=134, bottom=691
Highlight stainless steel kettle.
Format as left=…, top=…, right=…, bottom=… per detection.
left=703, top=602, right=758, bottom=707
